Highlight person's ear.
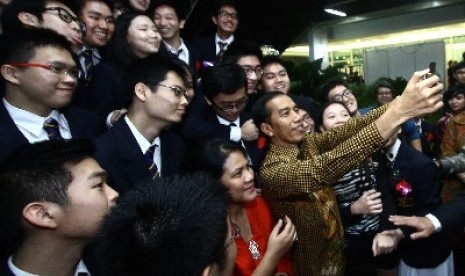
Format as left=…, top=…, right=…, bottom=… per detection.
left=1, top=65, right=21, bottom=85
left=201, top=265, right=212, bottom=276
left=134, top=82, right=149, bottom=102
left=211, top=15, right=218, bottom=25
left=179, top=19, right=186, bottom=29
left=22, top=202, right=59, bottom=229
left=260, top=122, right=273, bottom=137
left=18, top=12, right=41, bottom=28
left=319, top=125, right=325, bottom=133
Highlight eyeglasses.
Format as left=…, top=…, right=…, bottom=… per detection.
left=155, top=84, right=188, bottom=99
left=217, top=11, right=238, bottom=20
left=43, top=7, right=87, bottom=33
left=7, top=62, right=79, bottom=79
left=332, top=89, right=353, bottom=102
left=212, top=97, right=248, bottom=113
left=242, top=65, right=263, bottom=77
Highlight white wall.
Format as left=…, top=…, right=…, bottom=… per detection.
left=364, top=41, right=445, bottom=84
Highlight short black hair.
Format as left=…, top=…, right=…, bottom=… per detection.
left=453, top=61, right=465, bottom=73
left=319, top=77, right=349, bottom=103
left=150, top=0, right=187, bottom=20
left=1, top=0, right=79, bottom=35
left=0, top=139, right=96, bottom=258
left=375, top=81, right=394, bottom=95
left=445, top=84, right=465, bottom=104
left=78, top=0, right=115, bottom=14
left=211, top=0, right=238, bottom=16
left=261, top=55, right=286, bottom=70
left=119, top=55, right=187, bottom=108
left=251, top=91, right=286, bottom=135
left=200, top=62, right=247, bottom=101
left=222, top=39, right=263, bottom=64
left=0, top=28, right=75, bottom=66
left=108, top=10, right=150, bottom=67
left=183, top=137, right=247, bottom=179
left=95, top=172, right=229, bottom=276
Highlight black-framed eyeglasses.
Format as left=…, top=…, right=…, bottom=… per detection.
left=156, top=84, right=188, bottom=99
left=242, top=65, right=263, bottom=77
left=211, top=97, right=248, bottom=113
left=217, top=11, right=238, bottom=20
left=332, top=89, right=353, bottom=102
left=43, top=7, right=87, bottom=33
left=7, top=62, right=79, bottom=79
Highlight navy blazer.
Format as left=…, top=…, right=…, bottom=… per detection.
left=94, top=119, right=186, bottom=195
left=0, top=102, right=103, bottom=161
left=377, top=141, right=451, bottom=268
left=73, top=62, right=123, bottom=124
left=191, top=35, right=217, bottom=64
left=433, top=198, right=465, bottom=231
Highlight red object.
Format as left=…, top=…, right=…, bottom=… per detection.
left=233, top=197, right=294, bottom=275
left=257, top=135, right=267, bottom=150
left=395, top=179, right=413, bottom=196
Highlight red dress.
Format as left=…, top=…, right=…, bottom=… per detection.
left=233, top=196, right=294, bottom=276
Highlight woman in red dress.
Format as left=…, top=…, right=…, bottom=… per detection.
left=184, top=138, right=296, bottom=276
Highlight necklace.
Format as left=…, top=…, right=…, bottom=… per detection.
left=231, top=222, right=262, bottom=260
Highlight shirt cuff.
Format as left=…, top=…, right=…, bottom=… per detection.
left=426, top=213, right=442, bottom=232
left=230, top=126, right=241, bottom=142
left=106, top=111, right=115, bottom=128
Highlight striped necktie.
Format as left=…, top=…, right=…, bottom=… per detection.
left=144, top=144, right=159, bottom=178
left=217, top=42, right=228, bottom=61
left=81, top=49, right=94, bottom=81
left=43, top=118, right=63, bottom=140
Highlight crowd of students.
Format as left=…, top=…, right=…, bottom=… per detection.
left=0, top=0, right=463, bottom=275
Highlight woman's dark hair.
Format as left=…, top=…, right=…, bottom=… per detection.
left=108, top=10, right=150, bottom=67
left=183, top=138, right=247, bottom=179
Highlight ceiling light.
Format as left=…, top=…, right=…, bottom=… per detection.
left=324, top=8, right=347, bottom=17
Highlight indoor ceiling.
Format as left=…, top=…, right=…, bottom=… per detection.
left=181, top=0, right=459, bottom=53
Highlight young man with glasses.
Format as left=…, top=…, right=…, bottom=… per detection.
left=93, top=55, right=189, bottom=195
left=182, top=62, right=263, bottom=175
left=0, top=28, right=102, bottom=160
left=321, top=78, right=423, bottom=152
left=192, top=0, right=239, bottom=64
left=1, top=0, right=85, bottom=52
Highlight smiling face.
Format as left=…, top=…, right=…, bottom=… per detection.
left=448, top=93, right=465, bottom=113
left=129, top=0, right=150, bottom=11
left=261, top=63, right=290, bottom=94
left=153, top=4, right=184, bottom=42
left=80, top=0, right=115, bottom=47
left=261, top=94, right=305, bottom=147
left=58, top=157, right=118, bottom=239
left=126, top=15, right=161, bottom=58
left=237, top=55, right=262, bottom=94
left=319, top=102, right=351, bottom=132
left=327, top=85, right=358, bottom=114
left=212, top=5, right=238, bottom=38
left=376, top=87, right=393, bottom=105
left=143, top=71, right=188, bottom=124
left=41, top=1, right=84, bottom=48
left=4, top=46, right=78, bottom=116
left=220, top=151, right=256, bottom=204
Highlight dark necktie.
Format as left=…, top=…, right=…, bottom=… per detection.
left=144, top=144, right=159, bottom=178
left=177, top=49, right=183, bottom=57
left=81, top=49, right=94, bottom=81
left=43, top=118, right=63, bottom=140
left=217, top=42, right=228, bottom=61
